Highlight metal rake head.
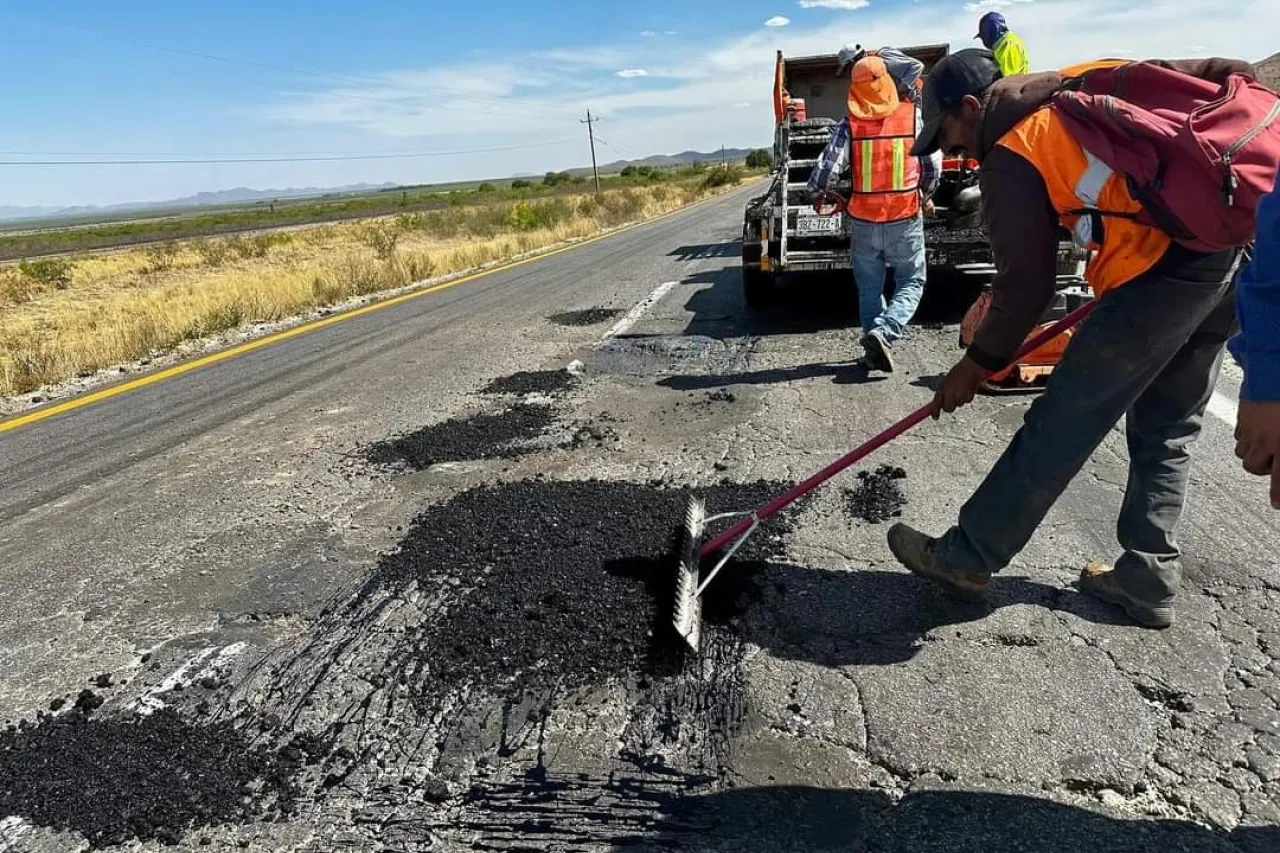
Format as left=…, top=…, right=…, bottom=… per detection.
left=672, top=497, right=706, bottom=653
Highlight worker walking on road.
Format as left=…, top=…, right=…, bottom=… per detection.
left=976, top=12, right=1030, bottom=77
left=809, top=50, right=942, bottom=373
left=887, top=49, right=1266, bottom=629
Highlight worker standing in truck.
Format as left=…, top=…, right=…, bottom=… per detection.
left=884, top=49, right=1262, bottom=630
left=976, top=12, right=1030, bottom=77
left=809, top=50, right=942, bottom=373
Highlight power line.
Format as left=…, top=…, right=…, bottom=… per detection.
left=592, top=135, right=645, bottom=160
left=0, top=139, right=576, bottom=166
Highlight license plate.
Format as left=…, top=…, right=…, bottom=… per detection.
left=796, top=214, right=842, bottom=234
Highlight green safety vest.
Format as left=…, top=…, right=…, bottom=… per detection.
left=993, top=32, right=1031, bottom=77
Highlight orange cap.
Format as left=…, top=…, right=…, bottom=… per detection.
left=847, top=55, right=899, bottom=119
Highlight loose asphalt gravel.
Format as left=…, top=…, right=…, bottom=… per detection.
left=843, top=464, right=909, bottom=524
left=364, top=402, right=557, bottom=470
left=480, top=369, right=579, bottom=397
left=375, top=478, right=800, bottom=704
left=0, top=706, right=320, bottom=848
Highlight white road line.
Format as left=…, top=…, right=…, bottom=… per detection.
left=1207, top=390, right=1239, bottom=429
left=599, top=281, right=679, bottom=343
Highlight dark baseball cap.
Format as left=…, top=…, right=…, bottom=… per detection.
left=910, top=48, right=1001, bottom=156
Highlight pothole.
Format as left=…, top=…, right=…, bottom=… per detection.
left=588, top=334, right=730, bottom=378
left=548, top=308, right=623, bottom=327
left=481, top=369, right=579, bottom=397
left=365, top=402, right=557, bottom=470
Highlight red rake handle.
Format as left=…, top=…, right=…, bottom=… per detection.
left=698, top=299, right=1098, bottom=557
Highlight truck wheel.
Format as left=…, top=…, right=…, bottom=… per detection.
left=743, top=267, right=778, bottom=311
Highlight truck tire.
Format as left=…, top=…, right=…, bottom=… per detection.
left=743, top=266, right=779, bottom=311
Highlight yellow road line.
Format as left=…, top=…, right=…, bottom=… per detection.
left=0, top=186, right=752, bottom=435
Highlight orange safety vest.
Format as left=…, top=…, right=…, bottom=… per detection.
left=846, top=99, right=921, bottom=223
left=994, top=60, right=1171, bottom=295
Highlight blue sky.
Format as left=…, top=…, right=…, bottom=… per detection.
left=1, top=0, right=1275, bottom=207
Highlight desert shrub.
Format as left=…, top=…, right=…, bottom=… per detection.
left=196, top=239, right=230, bottom=266
left=357, top=222, right=401, bottom=261
left=18, top=257, right=76, bottom=289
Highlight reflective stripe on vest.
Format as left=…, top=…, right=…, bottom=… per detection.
left=994, top=95, right=1171, bottom=295
left=1072, top=149, right=1113, bottom=247
left=847, top=100, right=921, bottom=223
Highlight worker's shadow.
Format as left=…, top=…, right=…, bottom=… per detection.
left=462, top=775, right=1278, bottom=853
left=657, top=362, right=886, bottom=391
left=738, top=561, right=1133, bottom=667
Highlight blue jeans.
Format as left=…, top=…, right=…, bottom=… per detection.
left=935, top=247, right=1242, bottom=607
left=850, top=214, right=926, bottom=343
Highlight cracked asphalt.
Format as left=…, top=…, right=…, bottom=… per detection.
left=1, top=182, right=1278, bottom=851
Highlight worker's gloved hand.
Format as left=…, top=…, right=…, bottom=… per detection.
left=1234, top=399, right=1280, bottom=509
left=933, top=356, right=988, bottom=419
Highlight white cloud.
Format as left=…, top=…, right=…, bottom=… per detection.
left=258, top=0, right=1280, bottom=193
left=640, top=30, right=657, bottom=37
left=765, top=16, right=792, bottom=27
left=964, top=0, right=1034, bottom=11
left=798, top=0, right=871, bottom=9
left=616, top=69, right=649, bottom=78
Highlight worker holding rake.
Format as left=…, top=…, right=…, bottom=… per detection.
left=886, top=49, right=1277, bottom=629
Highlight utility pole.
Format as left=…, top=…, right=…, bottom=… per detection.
left=721, top=145, right=727, bottom=168
left=582, top=110, right=601, bottom=195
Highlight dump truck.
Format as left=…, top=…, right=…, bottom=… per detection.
left=741, top=44, right=1085, bottom=311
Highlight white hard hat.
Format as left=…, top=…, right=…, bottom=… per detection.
left=836, top=43, right=866, bottom=76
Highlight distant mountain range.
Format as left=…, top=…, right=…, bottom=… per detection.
left=0, top=147, right=764, bottom=224
left=592, top=148, right=755, bottom=173
left=0, top=183, right=400, bottom=224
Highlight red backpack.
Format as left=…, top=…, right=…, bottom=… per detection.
left=1050, top=61, right=1280, bottom=253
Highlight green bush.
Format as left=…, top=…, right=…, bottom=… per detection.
left=701, top=165, right=744, bottom=190
left=542, top=171, right=572, bottom=187
left=17, top=258, right=75, bottom=289
left=511, top=179, right=533, bottom=190
left=505, top=201, right=566, bottom=231
left=745, top=149, right=773, bottom=169
left=477, top=182, right=497, bottom=193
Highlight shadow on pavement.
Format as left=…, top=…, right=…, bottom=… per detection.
left=676, top=256, right=983, bottom=345
left=741, top=565, right=1134, bottom=667
left=681, top=266, right=857, bottom=340
left=459, top=775, right=1277, bottom=853
left=657, top=362, right=886, bottom=391
left=669, top=243, right=742, bottom=261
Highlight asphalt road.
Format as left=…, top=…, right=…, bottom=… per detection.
left=1, top=183, right=1278, bottom=852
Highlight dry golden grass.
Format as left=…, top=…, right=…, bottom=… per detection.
left=0, top=179, right=747, bottom=395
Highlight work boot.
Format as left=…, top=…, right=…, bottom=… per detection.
left=1077, top=561, right=1174, bottom=629
left=887, top=523, right=990, bottom=602
left=860, top=330, right=895, bottom=373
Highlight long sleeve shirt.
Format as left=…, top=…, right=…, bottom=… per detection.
left=992, top=32, right=1031, bottom=76
left=807, top=101, right=942, bottom=202
left=1229, top=186, right=1280, bottom=401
